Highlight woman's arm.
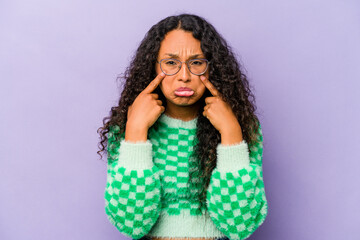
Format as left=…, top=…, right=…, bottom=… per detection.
left=206, top=124, right=268, bottom=240
left=104, top=126, right=162, bottom=239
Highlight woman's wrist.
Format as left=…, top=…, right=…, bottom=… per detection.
left=125, top=122, right=148, bottom=142
left=220, top=124, right=243, bottom=145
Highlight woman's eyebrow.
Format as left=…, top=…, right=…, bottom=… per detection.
left=164, top=53, right=203, bottom=59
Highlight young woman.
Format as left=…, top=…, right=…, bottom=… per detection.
left=98, top=14, right=268, bottom=240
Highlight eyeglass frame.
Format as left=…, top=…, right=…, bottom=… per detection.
left=156, top=58, right=210, bottom=76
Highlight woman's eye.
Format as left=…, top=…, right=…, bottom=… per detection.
left=191, top=61, right=203, bottom=65
left=165, top=60, right=176, bottom=65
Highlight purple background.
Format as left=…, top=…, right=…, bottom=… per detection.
left=1, top=0, right=359, bottom=239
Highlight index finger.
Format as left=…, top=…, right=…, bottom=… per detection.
left=143, top=72, right=166, bottom=94
left=200, top=75, right=220, bottom=97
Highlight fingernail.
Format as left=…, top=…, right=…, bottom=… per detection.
left=200, top=76, right=205, bottom=81
left=160, top=72, right=165, bottom=77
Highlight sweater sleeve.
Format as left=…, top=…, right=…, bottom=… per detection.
left=206, top=124, right=268, bottom=240
left=104, top=126, right=162, bottom=239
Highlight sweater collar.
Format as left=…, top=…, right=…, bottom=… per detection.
left=157, top=113, right=198, bottom=129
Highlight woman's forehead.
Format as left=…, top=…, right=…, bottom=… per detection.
left=158, top=30, right=203, bottom=57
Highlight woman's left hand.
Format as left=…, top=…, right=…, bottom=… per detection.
left=200, top=75, right=242, bottom=135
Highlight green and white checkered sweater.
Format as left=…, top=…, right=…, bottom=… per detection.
left=104, top=113, right=268, bottom=240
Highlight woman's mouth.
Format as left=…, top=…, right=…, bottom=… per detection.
left=174, top=87, right=194, bottom=97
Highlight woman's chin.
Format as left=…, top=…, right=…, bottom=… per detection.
left=172, top=98, right=200, bottom=106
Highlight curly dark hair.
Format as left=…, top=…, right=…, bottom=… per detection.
left=97, top=13, right=262, bottom=215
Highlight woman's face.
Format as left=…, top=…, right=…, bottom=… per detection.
left=155, top=29, right=209, bottom=107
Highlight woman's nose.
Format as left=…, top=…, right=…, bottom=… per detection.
left=177, top=63, right=191, bottom=81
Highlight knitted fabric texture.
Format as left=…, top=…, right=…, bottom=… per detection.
left=104, top=113, right=268, bottom=240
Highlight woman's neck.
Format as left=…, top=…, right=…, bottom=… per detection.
left=164, top=101, right=200, bottom=121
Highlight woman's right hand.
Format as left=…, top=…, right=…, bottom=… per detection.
left=125, top=72, right=166, bottom=139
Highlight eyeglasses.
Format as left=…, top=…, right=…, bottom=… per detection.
left=156, top=58, right=210, bottom=76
